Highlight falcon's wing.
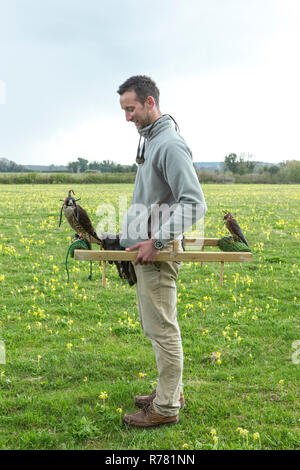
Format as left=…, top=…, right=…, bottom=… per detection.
left=76, top=205, right=101, bottom=241
left=229, top=219, right=249, bottom=246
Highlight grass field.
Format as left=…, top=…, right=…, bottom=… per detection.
left=0, top=184, right=299, bottom=450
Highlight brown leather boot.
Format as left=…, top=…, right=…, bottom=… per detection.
left=134, top=389, right=185, bottom=409
left=123, top=403, right=179, bottom=428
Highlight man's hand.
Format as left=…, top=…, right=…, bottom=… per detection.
left=125, top=239, right=160, bottom=265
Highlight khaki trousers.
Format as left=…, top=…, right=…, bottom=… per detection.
left=134, top=253, right=183, bottom=417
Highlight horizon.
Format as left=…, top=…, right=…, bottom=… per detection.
left=0, top=156, right=290, bottom=170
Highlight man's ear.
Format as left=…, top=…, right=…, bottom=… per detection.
left=146, top=96, right=156, bottom=109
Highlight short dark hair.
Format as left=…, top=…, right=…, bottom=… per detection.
left=117, top=75, right=160, bottom=107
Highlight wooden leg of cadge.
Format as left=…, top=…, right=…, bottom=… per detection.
left=220, top=261, right=224, bottom=286
left=200, top=245, right=204, bottom=267
left=102, top=261, right=106, bottom=287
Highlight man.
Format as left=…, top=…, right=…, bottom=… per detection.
left=117, top=75, right=206, bottom=427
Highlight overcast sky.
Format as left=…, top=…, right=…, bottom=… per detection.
left=0, top=0, right=300, bottom=166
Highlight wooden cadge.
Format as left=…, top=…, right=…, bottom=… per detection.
left=74, top=237, right=252, bottom=287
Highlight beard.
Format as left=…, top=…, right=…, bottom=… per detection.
left=135, top=110, right=152, bottom=130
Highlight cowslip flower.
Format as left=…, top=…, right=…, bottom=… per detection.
left=236, top=427, right=249, bottom=437
left=181, top=443, right=191, bottom=450
left=209, top=429, right=218, bottom=446
left=210, top=351, right=222, bottom=365
left=99, top=391, right=108, bottom=400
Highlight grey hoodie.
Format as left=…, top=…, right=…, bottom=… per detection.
left=120, top=115, right=207, bottom=248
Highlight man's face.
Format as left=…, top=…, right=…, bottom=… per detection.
left=120, top=90, right=152, bottom=130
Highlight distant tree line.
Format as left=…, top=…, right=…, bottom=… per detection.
left=0, top=158, right=30, bottom=172
left=0, top=157, right=137, bottom=174
left=67, top=157, right=137, bottom=173
left=194, top=153, right=300, bottom=183
left=223, top=152, right=280, bottom=175
left=223, top=153, right=256, bottom=174
left=1, top=154, right=300, bottom=183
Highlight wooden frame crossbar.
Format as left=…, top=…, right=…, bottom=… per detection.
left=74, top=238, right=252, bottom=287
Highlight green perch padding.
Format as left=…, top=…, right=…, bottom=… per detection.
left=218, top=236, right=251, bottom=252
